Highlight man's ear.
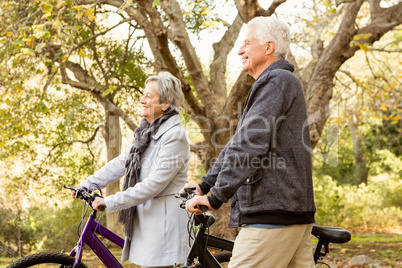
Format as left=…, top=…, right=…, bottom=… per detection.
left=266, top=41, right=275, bottom=55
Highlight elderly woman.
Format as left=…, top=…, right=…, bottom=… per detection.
left=78, top=72, right=190, bottom=268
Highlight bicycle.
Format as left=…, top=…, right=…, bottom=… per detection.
left=7, top=186, right=351, bottom=268
left=175, top=187, right=352, bottom=268
left=7, top=185, right=123, bottom=268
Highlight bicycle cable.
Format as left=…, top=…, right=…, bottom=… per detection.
left=87, top=183, right=105, bottom=251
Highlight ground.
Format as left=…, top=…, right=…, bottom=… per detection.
left=0, top=233, right=401, bottom=267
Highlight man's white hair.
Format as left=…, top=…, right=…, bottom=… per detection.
left=246, top=16, right=291, bottom=60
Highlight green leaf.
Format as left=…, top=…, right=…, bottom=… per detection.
left=13, top=40, right=24, bottom=46
left=353, top=33, right=373, bottom=41
left=41, top=31, right=52, bottom=38
left=36, top=43, right=46, bottom=53
left=152, top=0, right=160, bottom=8
left=21, top=48, right=35, bottom=56
left=43, top=3, right=53, bottom=14
left=102, top=86, right=117, bottom=96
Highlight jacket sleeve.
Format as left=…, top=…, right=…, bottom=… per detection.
left=104, top=128, right=189, bottom=212
left=208, top=80, right=295, bottom=209
left=79, top=149, right=130, bottom=190
left=199, top=145, right=228, bottom=194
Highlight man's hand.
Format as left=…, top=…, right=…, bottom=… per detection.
left=92, top=197, right=106, bottom=211
left=179, top=183, right=204, bottom=195
left=185, top=195, right=213, bottom=215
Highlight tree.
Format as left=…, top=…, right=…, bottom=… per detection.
left=1, top=0, right=401, bottom=238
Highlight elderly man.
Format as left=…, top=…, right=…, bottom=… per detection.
left=185, top=16, right=316, bottom=267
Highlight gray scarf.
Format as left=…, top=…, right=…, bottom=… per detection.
left=118, top=107, right=178, bottom=239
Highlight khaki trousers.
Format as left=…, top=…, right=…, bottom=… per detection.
left=141, top=266, right=173, bottom=268
left=228, top=223, right=315, bottom=268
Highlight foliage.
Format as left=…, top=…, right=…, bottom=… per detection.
left=0, top=195, right=108, bottom=255
left=0, top=0, right=150, bottom=194
left=313, top=175, right=402, bottom=231
left=0, top=0, right=401, bottom=242
left=313, top=26, right=401, bottom=185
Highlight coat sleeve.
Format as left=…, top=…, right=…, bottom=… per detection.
left=79, top=149, right=130, bottom=190
left=208, top=79, right=295, bottom=209
left=104, top=127, right=189, bottom=212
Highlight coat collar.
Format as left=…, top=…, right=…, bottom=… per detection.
left=152, top=114, right=182, bottom=140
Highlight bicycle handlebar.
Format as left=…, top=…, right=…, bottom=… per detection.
left=64, top=185, right=106, bottom=211
left=175, top=187, right=209, bottom=212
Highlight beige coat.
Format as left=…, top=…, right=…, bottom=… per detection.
left=80, top=115, right=190, bottom=266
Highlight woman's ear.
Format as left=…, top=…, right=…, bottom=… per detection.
left=162, top=101, right=170, bottom=111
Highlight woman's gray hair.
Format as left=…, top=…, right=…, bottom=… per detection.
left=145, top=72, right=184, bottom=113
left=246, top=16, right=291, bottom=60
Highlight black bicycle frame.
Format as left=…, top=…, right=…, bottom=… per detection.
left=185, top=213, right=234, bottom=267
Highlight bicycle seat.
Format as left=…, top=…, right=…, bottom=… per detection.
left=312, top=225, right=351, bottom=244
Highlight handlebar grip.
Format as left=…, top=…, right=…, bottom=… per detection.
left=197, top=205, right=209, bottom=212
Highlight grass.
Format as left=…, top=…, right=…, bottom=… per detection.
left=1, top=233, right=401, bottom=267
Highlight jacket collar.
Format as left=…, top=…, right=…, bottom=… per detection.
left=152, top=114, right=182, bottom=140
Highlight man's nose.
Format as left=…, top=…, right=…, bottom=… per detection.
left=238, top=45, right=245, bottom=55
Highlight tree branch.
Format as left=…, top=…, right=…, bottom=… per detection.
left=160, top=0, right=218, bottom=118
left=235, top=0, right=288, bottom=23
left=58, top=59, right=138, bottom=131
left=210, top=15, right=243, bottom=107
left=224, top=72, right=254, bottom=117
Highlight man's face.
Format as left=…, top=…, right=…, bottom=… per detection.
left=238, top=27, right=270, bottom=79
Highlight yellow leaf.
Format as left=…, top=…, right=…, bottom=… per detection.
left=183, top=11, right=191, bottom=16
left=32, top=24, right=45, bottom=30
left=391, top=120, right=399, bottom=125
left=56, top=1, right=64, bottom=9
left=201, top=9, right=212, bottom=16
left=7, top=31, right=13, bottom=37
left=88, top=15, right=96, bottom=21
left=353, top=33, right=372, bottom=41
left=336, top=118, right=342, bottom=123
left=78, top=49, right=86, bottom=58
left=41, top=12, right=52, bottom=19
left=75, top=12, right=84, bottom=19
left=86, top=9, right=95, bottom=16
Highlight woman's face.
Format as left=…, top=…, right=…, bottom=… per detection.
left=140, top=81, right=167, bottom=123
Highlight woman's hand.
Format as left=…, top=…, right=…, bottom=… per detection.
left=71, top=186, right=81, bottom=198
left=185, top=195, right=213, bottom=215
left=179, top=183, right=204, bottom=195
left=92, top=197, right=106, bottom=211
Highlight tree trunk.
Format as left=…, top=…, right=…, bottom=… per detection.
left=17, top=227, right=22, bottom=257
left=348, top=116, right=368, bottom=185
left=104, top=110, right=124, bottom=237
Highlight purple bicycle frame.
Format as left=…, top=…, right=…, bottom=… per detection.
left=69, top=211, right=125, bottom=268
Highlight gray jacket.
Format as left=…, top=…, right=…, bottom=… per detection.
left=200, top=60, right=316, bottom=227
